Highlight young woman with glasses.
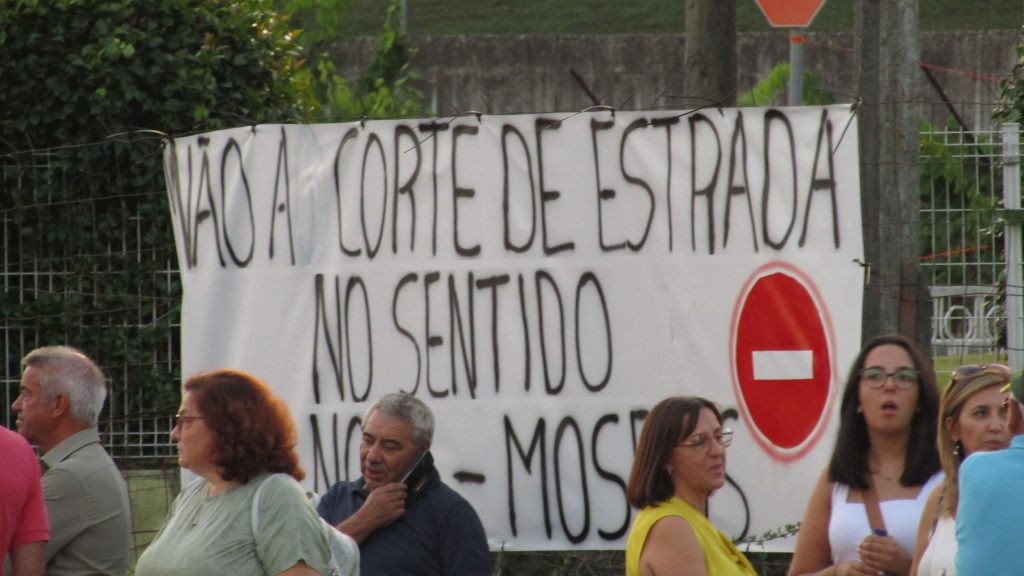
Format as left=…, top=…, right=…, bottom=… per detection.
left=624, top=396, right=756, bottom=576
left=909, top=363, right=1012, bottom=576
left=789, top=334, right=942, bottom=576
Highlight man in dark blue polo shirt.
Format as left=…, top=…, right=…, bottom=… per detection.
left=317, top=393, right=490, bottom=576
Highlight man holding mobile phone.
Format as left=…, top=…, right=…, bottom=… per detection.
left=316, top=392, right=491, bottom=575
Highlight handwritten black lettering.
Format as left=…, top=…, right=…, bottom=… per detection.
left=269, top=126, right=296, bottom=263
left=417, top=121, right=448, bottom=256
left=535, top=118, right=574, bottom=255
left=448, top=272, right=477, bottom=398
left=476, top=274, right=512, bottom=393
left=452, top=124, right=481, bottom=257
left=590, top=117, right=624, bottom=252
left=762, top=110, right=798, bottom=250
left=360, top=132, right=388, bottom=259
left=592, top=414, right=630, bottom=540
left=220, top=138, right=255, bottom=267
left=799, top=109, right=840, bottom=248
left=504, top=415, right=551, bottom=538
left=724, top=111, right=758, bottom=251
left=575, top=272, right=612, bottom=392
left=333, top=127, right=361, bottom=257
left=553, top=417, right=590, bottom=543
left=535, top=270, right=567, bottom=395
left=502, top=124, right=537, bottom=253
left=393, top=272, right=422, bottom=394
left=311, top=274, right=373, bottom=404
left=650, top=117, right=680, bottom=252
left=620, top=118, right=655, bottom=251
left=308, top=413, right=363, bottom=493
left=690, top=114, right=722, bottom=254
left=423, top=271, right=446, bottom=398
left=392, top=124, right=420, bottom=254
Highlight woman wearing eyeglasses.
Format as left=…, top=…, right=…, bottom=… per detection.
left=135, top=370, right=331, bottom=576
left=789, top=334, right=942, bottom=576
left=908, top=363, right=1012, bottom=576
left=625, top=396, right=756, bottom=576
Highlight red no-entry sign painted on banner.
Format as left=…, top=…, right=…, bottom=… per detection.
left=755, top=0, right=827, bottom=28
left=731, top=262, right=836, bottom=460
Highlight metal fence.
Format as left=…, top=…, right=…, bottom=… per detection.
left=1, top=124, right=1023, bottom=464
left=920, top=124, right=1024, bottom=370
left=0, top=139, right=181, bottom=465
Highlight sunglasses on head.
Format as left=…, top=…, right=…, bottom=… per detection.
left=951, top=363, right=1012, bottom=384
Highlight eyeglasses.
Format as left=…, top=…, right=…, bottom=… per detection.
left=951, top=363, right=1012, bottom=384
left=174, top=414, right=204, bottom=427
left=677, top=429, right=733, bottom=454
left=859, top=366, right=919, bottom=389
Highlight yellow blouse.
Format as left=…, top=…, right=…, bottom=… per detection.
left=625, top=496, right=757, bottom=576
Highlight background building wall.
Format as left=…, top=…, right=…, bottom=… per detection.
left=328, top=30, right=1014, bottom=129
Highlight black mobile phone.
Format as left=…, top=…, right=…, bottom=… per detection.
left=401, top=450, right=433, bottom=491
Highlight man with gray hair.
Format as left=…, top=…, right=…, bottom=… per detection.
left=11, top=346, right=132, bottom=576
left=317, top=392, right=490, bottom=575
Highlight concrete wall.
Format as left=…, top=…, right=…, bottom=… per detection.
left=327, top=30, right=1017, bottom=129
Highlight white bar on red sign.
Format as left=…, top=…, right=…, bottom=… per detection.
left=752, top=350, right=813, bottom=380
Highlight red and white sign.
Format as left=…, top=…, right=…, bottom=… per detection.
left=755, top=0, right=827, bottom=28
left=731, top=262, right=836, bottom=461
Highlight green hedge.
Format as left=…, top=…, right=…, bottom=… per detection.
left=0, top=0, right=313, bottom=421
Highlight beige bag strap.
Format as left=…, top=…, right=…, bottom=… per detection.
left=862, top=478, right=888, bottom=535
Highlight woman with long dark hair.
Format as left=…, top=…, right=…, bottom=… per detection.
left=789, top=335, right=942, bottom=576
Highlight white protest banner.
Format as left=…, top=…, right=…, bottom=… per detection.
left=164, top=105, right=863, bottom=551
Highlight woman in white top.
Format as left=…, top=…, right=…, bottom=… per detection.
left=789, top=335, right=942, bottom=576
left=910, top=364, right=1012, bottom=576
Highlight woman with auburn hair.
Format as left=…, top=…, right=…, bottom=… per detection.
left=909, top=364, right=1012, bottom=576
left=135, top=370, right=330, bottom=576
left=624, top=396, right=756, bottom=576
left=788, top=335, right=942, bottom=576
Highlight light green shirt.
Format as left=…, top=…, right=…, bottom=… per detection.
left=135, top=473, right=329, bottom=576
left=626, top=496, right=757, bottom=576
left=40, top=428, right=132, bottom=576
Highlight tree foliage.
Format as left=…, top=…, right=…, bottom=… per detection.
left=308, top=1, right=425, bottom=120
left=275, top=0, right=354, bottom=50
left=0, top=0, right=315, bottom=422
left=994, top=26, right=1024, bottom=124
left=738, top=63, right=836, bottom=107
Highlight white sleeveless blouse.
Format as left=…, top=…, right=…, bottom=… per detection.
left=828, top=472, right=944, bottom=564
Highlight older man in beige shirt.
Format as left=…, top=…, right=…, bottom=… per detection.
left=12, top=346, right=132, bottom=576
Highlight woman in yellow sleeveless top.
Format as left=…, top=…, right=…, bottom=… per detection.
left=625, top=396, right=757, bottom=576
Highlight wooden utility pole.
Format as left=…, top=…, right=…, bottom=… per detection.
left=683, top=0, right=736, bottom=106
left=856, top=0, right=927, bottom=350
